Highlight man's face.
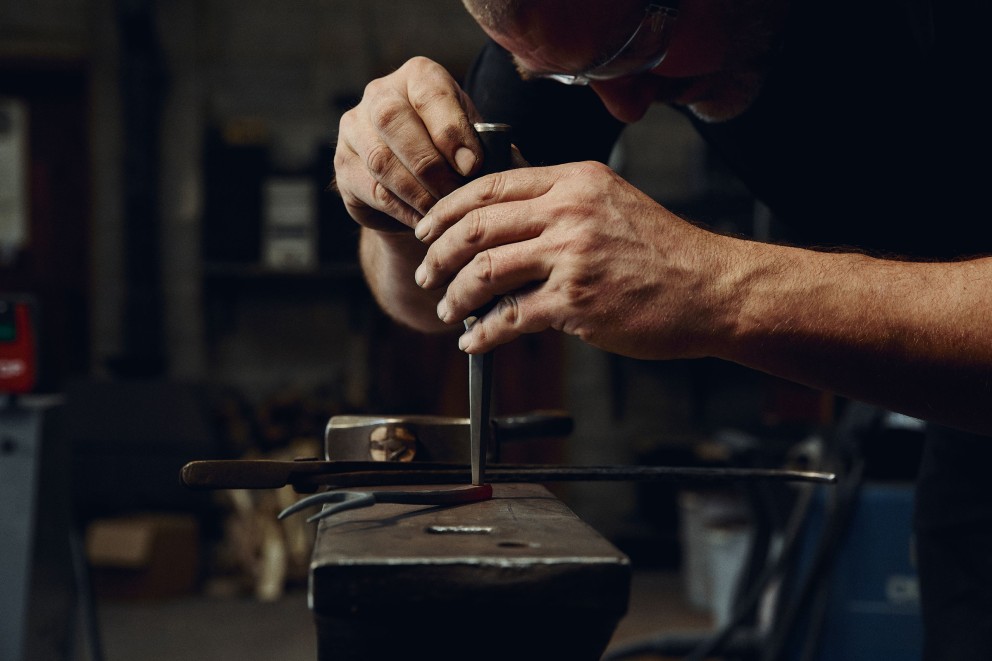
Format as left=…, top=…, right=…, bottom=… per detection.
left=473, top=0, right=775, bottom=123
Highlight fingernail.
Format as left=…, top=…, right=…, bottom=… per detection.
left=415, top=263, right=427, bottom=287
left=414, top=218, right=430, bottom=241
left=436, top=297, right=449, bottom=322
left=454, top=147, right=476, bottom=177
left=457, top=332, right=470, bottom=351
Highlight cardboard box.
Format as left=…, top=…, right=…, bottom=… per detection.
left=85, top=513, right=199, bottom=600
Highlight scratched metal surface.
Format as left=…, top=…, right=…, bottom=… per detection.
left=309, top=482, right=630, bottom=660
left=310, top=482, right=629, bottom=609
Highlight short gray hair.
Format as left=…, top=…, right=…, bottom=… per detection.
left=461, top=0, right=526, bottom=34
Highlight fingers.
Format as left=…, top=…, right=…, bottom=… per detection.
left=333, top=57, right=483, bottom=231
left=415, top=197, right=548, bottom=290
left=456, top=288, right=556, bottom=354
left=361, top=83, right=463, bottom=206
left=435, top=236, right=561, bottom=354
left=333, top=142, right=424, bottom=231
left=434, top=237, right=552, bottom=325
left=404, top=66, right=484, bottom=182
left=410, top=167, right=566, bottom=352
left=414, top=167, right=559, bottom=243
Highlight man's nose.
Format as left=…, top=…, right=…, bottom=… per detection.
left=589, top=77, right=657, bottom=123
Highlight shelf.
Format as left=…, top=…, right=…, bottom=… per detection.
left=203, top=261, right=362, bottom=281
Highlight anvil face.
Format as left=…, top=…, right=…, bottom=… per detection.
left=309, top=482, right=631, bottom=661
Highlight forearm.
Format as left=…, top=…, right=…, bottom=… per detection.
left=721, top=241, right=992, bottom=434
left=359, top=228, right=450, bottom=333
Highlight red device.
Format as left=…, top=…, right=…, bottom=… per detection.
left=0, top=297, right=38, bottom=393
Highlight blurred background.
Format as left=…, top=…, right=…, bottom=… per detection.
left=2, top=1, right=919, bottom=660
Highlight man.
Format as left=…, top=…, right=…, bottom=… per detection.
left=333, top=0, right=992, bottom=657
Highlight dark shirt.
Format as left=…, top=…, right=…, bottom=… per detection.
left=687, top=0, right=992, bottom=258
left=464, top=42, right=625, bottom=167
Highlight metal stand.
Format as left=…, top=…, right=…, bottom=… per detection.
left=0, top=395, right=45, bottom=661
left=0, top=395, right=103, bottom=661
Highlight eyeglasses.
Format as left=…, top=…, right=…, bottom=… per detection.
left=538, top=2, right=680, bottom=86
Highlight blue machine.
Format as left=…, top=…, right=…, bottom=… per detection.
left=790, top=482, right=922, bottom=661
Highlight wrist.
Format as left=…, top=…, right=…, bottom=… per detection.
left=702, top=234, right=783, bottom=361
left=360, top=227, right=448, bottom=333
left=361, top=227, right=425, bottom=268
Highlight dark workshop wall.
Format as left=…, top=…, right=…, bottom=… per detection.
left=0, top=0, right=827, bottom=553
left=0, top=64, right=91, bottom=390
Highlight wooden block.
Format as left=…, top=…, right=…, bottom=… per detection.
left=85, top=513, right=199, bottom=600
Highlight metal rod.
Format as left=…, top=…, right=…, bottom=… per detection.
left=292, top=465, right=837, bottom=489
left=181, top=459, right=837, bottom=490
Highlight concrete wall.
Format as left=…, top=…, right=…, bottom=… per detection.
left=2, top=0, right=718, bottom=391
left=156, top=0, right=492, bottom=398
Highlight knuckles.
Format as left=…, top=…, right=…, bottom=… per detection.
left=555, top=161, right=618, bottom=203
left=370, top=179, right=393, bottom=207
left=408, top=148, right=446, bottom=182
left=401, top=55, right=443, bottom=78
left=559, top=275, right=596, bottom=310
left=365, top=143, right=396, bottom=180
left=478, top=172, right=508, bottom=205
left=367, top=93, right=405, bottom=136
left=464, top=209, right=488, bottom=246
left=409, top=85, right=453, bottom=118
left=561, top=223, right=600, bottom=258
left=470, top=250, right=495, bottom=285
left=566, top=159, right=615, bottom=182
left=496, top=295, right=521, bottom=326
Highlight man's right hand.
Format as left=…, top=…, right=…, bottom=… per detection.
left=333, top=57, right=485, bottom=233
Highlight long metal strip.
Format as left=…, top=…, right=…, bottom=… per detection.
left=180, top=458, right=836, bottom=490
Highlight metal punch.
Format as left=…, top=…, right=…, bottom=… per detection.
left=465, top=122, right=511, bottom=488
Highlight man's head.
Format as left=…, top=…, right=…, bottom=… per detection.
left=462, top=0, right=784, bottom=123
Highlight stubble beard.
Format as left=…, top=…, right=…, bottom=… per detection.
left=683, top=68, right=767, bottom=123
